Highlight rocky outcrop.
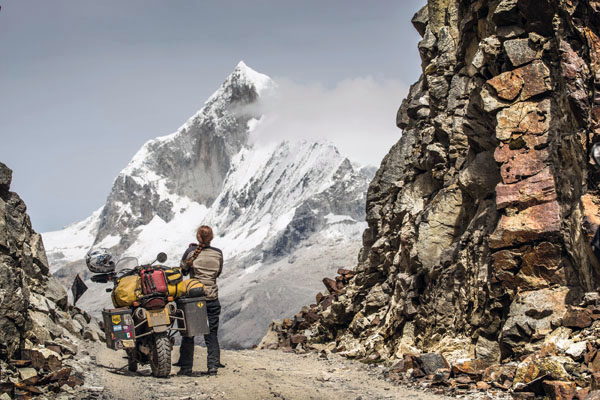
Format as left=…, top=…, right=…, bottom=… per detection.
left=270, top=0, right=600, bottom=384
left=0, top=162, right=103, bottom=398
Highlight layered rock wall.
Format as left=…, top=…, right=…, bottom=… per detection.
left=0, top=162, right=101, bottom=360
left=271, top=0, right=600, bottom=364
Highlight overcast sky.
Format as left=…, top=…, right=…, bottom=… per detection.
left=0, top=0, right=425, bottom=232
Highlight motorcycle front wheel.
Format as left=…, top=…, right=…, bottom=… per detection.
left=150, top=332, right=172, bottom=377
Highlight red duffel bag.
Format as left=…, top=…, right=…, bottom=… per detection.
left=140, top=268, right=168, bottom=296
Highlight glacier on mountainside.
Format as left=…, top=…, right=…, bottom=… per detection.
left=43, top=62, right=375, bottom=347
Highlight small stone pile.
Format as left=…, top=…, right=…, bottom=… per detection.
left=0, top=162, right=104, bottom=399
left=382, top=315, right=600, bottom=400
left=259, top=268, right=355, bottom=351
left=2, top=344, right=83, bottom=399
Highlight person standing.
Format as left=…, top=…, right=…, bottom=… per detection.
left=175, top=225, right=224, bottom=376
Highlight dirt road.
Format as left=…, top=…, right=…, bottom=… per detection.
left=77, top=342, right=451, bottom=400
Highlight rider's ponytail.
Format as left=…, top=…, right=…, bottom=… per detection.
left=184, top=225, right=214, bottom=268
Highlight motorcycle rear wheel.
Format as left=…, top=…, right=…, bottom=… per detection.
left=150, top=333, right=172, bottom=377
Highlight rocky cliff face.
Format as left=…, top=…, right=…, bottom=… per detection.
left=270, top=0, right=600, bottom=366
left=0, top=162, right=104, bottom=398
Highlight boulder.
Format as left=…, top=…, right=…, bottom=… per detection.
left=486, top=61, right=552, bottom=103
left=415, top=353, right=449, bottom=375
left=26, top=311, right=63, bottom=344
left=458, top=151, right=500, bottom=198
left=566, top=341, right=587, bottom=359
left=0, top=162, right=11, bottom=192
left=475, top=336, right=501, bottom=364
left=495, top=99, right=551, bottom=142
left=504, top=39, right=540, bottom=67
left=411, top=5, right=429, bottom=37
left=562, top=308, right=593, bottom=329
left=542, top=380, right=576, bottom=400
left=501, top=288, right=569, bottom=355
left=513, top=357, right=570, bottom=390
left=495, top=168, right=556, bottom=210
left=415, top=186, right=463, bottom=270
left=493, top=0, right=520, bottom=26
left=586, top=391, right=600, bottom=400
left=489, top=201, right=561, bottom=249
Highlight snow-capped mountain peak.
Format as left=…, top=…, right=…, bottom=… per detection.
left=43, top=63, right=374, bottom=348
left=233, top=60, right=273, bottom=95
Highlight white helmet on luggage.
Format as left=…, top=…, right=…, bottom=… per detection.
left=86, top=248, right=115, bottom=273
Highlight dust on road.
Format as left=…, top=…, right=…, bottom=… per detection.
left=79, top=342, right=451, bottom=400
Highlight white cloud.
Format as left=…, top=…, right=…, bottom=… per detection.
left=247, top=77, right=408, bottom=167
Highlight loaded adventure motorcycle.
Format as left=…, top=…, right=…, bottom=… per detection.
left=85, top=249, right=209, bottom=377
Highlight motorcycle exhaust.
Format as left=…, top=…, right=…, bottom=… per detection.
left=134, top=307, right=146, bottom=320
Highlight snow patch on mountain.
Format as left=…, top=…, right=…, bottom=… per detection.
left=44, top=207, right=103, bottom=273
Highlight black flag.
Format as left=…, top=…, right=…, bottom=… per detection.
left=71, top=274, right=88, bottom=305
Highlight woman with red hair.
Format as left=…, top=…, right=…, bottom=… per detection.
left=175, top=225, right=224, bottom=376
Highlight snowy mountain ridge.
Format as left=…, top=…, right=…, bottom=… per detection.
left=43, top=62, right=373, bottom=347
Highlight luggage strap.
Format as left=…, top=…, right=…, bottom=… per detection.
left=142, top=269, right=158, bottom=293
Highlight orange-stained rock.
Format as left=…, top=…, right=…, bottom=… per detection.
left=582, top=194, right=600, bottom=227
left=488, top=71, right=523, bottom=101
left=476, top=381, right=491, bottom=390
left=494, top=132, right=550, bottom=165
left=576, top=387, right=590, bottom=400
left=487, top=60, right=551, bottom=103
left=515, top=242, right=565, bottom=289
left=499, top=147, right=550, bottom=184
left=489, top=201, right=561, bottom=249
left=513, top=357, right=570, bottom=389
left=583, top=27, right=600, bottom=80
left=491, top=247, right=525, bottom=287
left=496, top=168, right=556, bottom=209
left=451, top=359, right=488, bottom=376
left=542, top=380, right=576, bottom=400
left=563, top=307, right=593, bottom=329
left=482, top=363, right=517, bottom=383
left=496, top=99, right=551, bottom=141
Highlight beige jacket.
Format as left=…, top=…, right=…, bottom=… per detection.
left=182, top=246, right=223, bottom=300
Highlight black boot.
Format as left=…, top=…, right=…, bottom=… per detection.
left=177, top=368, right=193, bottom=376
left=206, top=367, right=218, bottom=376
left=216, top=362, right=226, bottom=368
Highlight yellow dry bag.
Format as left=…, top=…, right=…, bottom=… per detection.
left=111, top=275, right=141, bottom=307
left=176, top=278, right=206, bottom=298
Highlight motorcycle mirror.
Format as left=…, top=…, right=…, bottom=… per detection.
left=593, top=143, right=600, bottom=166
left=156, top=252, right=167, bottom=263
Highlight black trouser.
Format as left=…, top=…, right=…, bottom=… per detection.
left=179, top=299, right=221, bottom=370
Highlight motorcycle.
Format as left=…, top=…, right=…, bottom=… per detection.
left=91, top=252, right=206, bottom=377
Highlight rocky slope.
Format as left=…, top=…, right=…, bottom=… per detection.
left=43, top=62, right=373, bottom=348
left=0, top=162, right=104, bottom=399
left=268, top=0, right=600, bottom=394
